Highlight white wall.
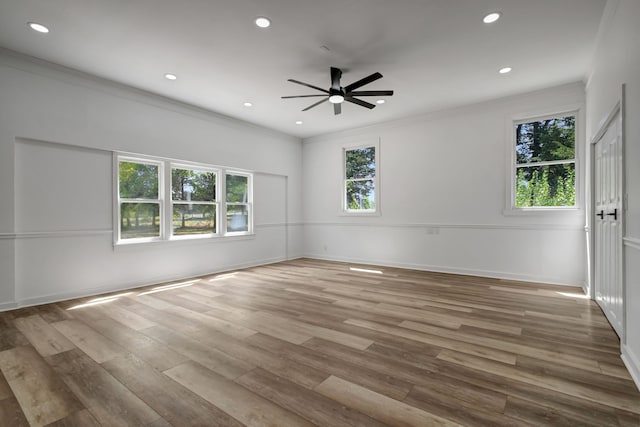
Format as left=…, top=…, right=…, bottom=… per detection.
left=303, top=83, right=587, bottom=286
left=0, top=49, right=303, bottom=309
left=586, top=0, right=640, bottom=388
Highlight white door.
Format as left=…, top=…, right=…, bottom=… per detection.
left=594, top=110, right=624, bottom=337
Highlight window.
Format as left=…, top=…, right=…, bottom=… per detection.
left=171, top=166, right=218, bottom=237
left=115, top=154, right=252, bottom=244
left=513, top=114, right=576, bottom=208
left=344, top=144, right=378, bottom=214
left=225, top=173, right=252, bottom=233
left=118, top=159, right=162, bottom=241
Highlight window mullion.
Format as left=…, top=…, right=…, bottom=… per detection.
left=346, top=178, right=374, bottom=183
left=172, top=201, right=216, bottom=206
left=163, top=161, right=172, bottom=240
left=220, top=171, right=227, bottom=235
left=120, top=198, right=162, bottom=203
left=516, top=159, right=575, bottom=168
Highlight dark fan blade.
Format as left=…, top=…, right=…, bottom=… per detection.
left=347, top=90, right=394, bottom=97
left=303, top=97, right=329, bottom=111
left=330, top=67, right=342, bottom=90
left=281, top=95, right=328, bottom=99
left=288, top=79, right=329, bottom=94
left=345, top=97, right=376, bottom=109
left=344, top=72, right=383, bottom=92
left=334, top=102, right=341, bottom=115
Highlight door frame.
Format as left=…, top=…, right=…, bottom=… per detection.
left=589, top=84, right=626, bottom=341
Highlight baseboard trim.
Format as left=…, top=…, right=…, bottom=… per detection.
left=304, top=253, right=582, bottom=287
left=0, top=301, right=18, bottom=311
left=582, top=281, right=591, bottom=299
left=621, top=344, right=640, bottom=391
left=4, top=255, right=287, bottom=312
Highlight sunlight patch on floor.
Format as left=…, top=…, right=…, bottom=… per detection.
left=209, top=272, right=239, bottom=282
left=137, top=280, right=198, bottom=296
left=557, top=291, right=590, bottom=299
left=349, top=267, right=383, bottom=275
left=67, top=292, right=133, bottom=310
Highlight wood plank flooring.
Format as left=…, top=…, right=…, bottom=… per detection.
left=0, top=258, right=638, bottom=426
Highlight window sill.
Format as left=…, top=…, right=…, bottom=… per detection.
left=339, top=211, right=381, bottom=218
left=113, top=233, right=256, bottom=249
left=502, top=207, right=583, bottom=217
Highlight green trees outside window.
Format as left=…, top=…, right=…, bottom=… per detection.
left=171, top=168, right=217, bottom=235
left=118, top=161, right=161, bottom=239
left=345, top=146, right=376, bottom=211
left=117, top=156, right=253, bottom=243
left=226, top=174, right=249, bottom=232
left=514, top=115, right=576, bottom=207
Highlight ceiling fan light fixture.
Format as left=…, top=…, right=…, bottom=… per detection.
left=329, top=94, right=344, bottom=104
left=483, top=12, right=501, bottom=24
left=255, top=17, right=271, bottom=28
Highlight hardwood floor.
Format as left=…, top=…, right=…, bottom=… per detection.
left=0, top=258, right=638, bottom=426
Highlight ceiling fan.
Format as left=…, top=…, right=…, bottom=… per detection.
left=282, top=67, right=394, bottom=115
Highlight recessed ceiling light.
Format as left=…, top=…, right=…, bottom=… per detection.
left=499, top=67, right=512, bottom=74
left=255, top=17, right=271, bottom=28
left=28, top=22, right=49, bottom=33
left=376, top=99, right=385, bottom=104
left=483, top=12, right=501, bottom=24
left=164, top=73, right=177, bottom=80
left=295, top=121, right=303, bottom=125
left=243, top=102, right=253, bottom=107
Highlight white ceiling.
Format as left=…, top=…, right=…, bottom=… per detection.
left=0, top=0, right=607, bottom=139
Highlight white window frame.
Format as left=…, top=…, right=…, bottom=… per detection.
left=115, top=155, right=165, bottom=244
left=224, top=171, right=253, bottom=235
left=114, top=153, right=253, bottom=245
left=342, top=140, right=380, bottom=216
left=504, top=106, right=582, bottom=215
left=169, top=163, right=220, bottom=240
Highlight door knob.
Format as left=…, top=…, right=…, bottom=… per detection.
left=606, top=209, right=617, bottom=220
left=597, top=210, right=604, bottom=219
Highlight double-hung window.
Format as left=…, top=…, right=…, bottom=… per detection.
left=117, top=158, right=163, bottom=241
left=343, top=143, right=378, bottom=214
left=115, top=154, right=252, bottom=244
left=513, top=113, right=577, bottom=209
left=225, top=172, right=252, bottom=234
left=171, top=166, right=218, bottom=237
